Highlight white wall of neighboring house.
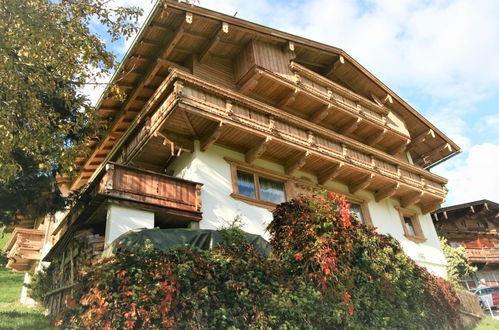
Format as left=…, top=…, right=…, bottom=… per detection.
left=168, top=141, right=448, bottom=278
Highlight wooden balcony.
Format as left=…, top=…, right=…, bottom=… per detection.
left=95, top=163, right=203, bottom=220
left=466, top=248, right=499, bottom=264
left=119, top=68, right=447, bottom=214
left=4, top=228, right=45, bottom=272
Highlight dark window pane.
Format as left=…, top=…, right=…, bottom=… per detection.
left=349, top=203, right=364, bottom=223
left=404, top=216, right=417, bottom=236
left=259, top=177, right=285, bottom=204
left=237, top=170, right=256, bottom=198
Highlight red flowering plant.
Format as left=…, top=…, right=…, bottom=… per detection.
left=268, top=192, right=462, bottom=328
left=268, top=192, right=361, bottom=319
left=51, top=192, right=463, bottom=329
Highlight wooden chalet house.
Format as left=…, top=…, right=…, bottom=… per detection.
left=433, top=200, right=499, bottom=289
left=4, top=1, right=461, bottom=308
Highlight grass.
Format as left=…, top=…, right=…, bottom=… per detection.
left=0, top=233, right=54, bottom=330
left=473, top=315, right=499, bottom=330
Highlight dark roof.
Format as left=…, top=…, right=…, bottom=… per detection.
left=434, top=200, right=499, bottom=214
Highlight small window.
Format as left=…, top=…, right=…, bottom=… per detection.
left=350, top=203, right=365, bottom=224
left=403, top=216, right=417, bottom=236
left=232, top=168, right=286, bottom=206
left=397, top=207, right=426, bottom=243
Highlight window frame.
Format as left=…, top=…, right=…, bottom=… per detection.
left=396, top=206, right=427, bottom=243
left=229, top=163, right=288, bottom=209
left=225, top=157, right=372, bottom=222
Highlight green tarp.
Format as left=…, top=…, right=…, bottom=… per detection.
left=101, top=228, right=270, bottom=258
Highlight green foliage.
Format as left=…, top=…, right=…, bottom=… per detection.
left=53, top=194, right=462, bottom=329
left=440, top=236, right=477, bottom=286
left=26, top=265, right=55, bottom=307
left=0, top=0, right=143, bottom=226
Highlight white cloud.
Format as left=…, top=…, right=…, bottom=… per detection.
left=484, top=114, right=499, bottom=130
left=434, top=143, right=499, bottom=205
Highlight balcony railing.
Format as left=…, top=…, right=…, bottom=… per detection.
left=97, top=163, right=202, bottom=218
left=466, top=248, right=499, bottom=263
left=4, top=228, right=45, bottom=272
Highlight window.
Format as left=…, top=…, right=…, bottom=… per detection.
left=349, top=202, right=365, bottom=224
left=403, top=216, right=417, bottom=236
left=232, top=168, right=286, bottom=206
left=396, top=207, right=426, bottom=243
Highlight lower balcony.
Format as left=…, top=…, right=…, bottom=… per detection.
left=97, top=162, right=202, bottom=220
left=44, top=162, right=203, bottom=262
left=466, top=248, right=499, bottom=264
left=4, top=228, right=45, bottom=272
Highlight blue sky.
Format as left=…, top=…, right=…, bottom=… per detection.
left=86, top=0, right=499, bottom=206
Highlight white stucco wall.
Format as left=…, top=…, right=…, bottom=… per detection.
left=168, top=141, right=448, bottom=278
left=105, top=205, right=155, bottom=246
left=170, top=142, right=276, bottom=239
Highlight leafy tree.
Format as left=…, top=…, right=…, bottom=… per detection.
left=0, top=0, right=143, bottom=225
left=440, top=236, right=477, bottom=286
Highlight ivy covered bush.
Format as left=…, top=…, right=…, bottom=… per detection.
left=54, top=193, right=461, bottom=329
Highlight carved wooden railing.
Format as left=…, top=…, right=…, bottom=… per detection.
left=466, top=248, right=499, bottom=263
left=98, top=163, right=202, bottom=214
left=4, top=228, right=45, bottom=272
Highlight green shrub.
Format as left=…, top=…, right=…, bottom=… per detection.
left=53, top=193, right=461, bottom=329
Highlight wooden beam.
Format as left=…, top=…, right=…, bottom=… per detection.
left=325, top=55, right=345, bottom=76
left=366, top=129, right=387, bottom=146
left=160, top=25, right=185, bottom=60
left=199, top=22, right=229, bottom=63
left=400, top=191, right=424, bottom=208
left=415, top=143, right=452, bottom=165
left=375, top=182, right=400, bottom=202
left=371, top=92, right=393, bottom=106
left=239, top=73, right=262, bottom=94
left=348, top=173, right=375, bottom=194
left=149, top=22, right=174, bottom=33
left=245, top=137, right=272, bottom=163
left=318, top=162, right=345, bottom=185
left=389, top=140, right=410, bottom=155
left=420, top=200, right=443, bottom=214
left=200, top=122, right=223, bottom=151
left=310, top=104, right=331, bottom=124
left=278, top=88, right=299, bottom=108
left=340, top=117, right=362, bottom=135
left=181, top=111, right=197, bottom=137
left=407, top=129, right=435, bottom=151
left=285, top=151, right=311, bottom=175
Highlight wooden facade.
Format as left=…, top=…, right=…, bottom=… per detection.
left=433, top=200, right=499, bottom=288
left=4, top=0, right=462, bottom=308
left=67, top=0, right=459, bottom=193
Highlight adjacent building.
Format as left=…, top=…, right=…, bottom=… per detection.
left=4, top=0, right=461, bottom=310
left=433, top=200, right=499, bottom=289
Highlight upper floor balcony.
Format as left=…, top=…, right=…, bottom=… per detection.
left=466, top=248, right=499, bottom=264
left=110, top=69, right=447, bottom=214
left=4, top=228, right=45, bottom=272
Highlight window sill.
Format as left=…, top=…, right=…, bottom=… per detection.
left=230, top=193, right=278, bottom=210
left=404, top=234, right=427, bottom=243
